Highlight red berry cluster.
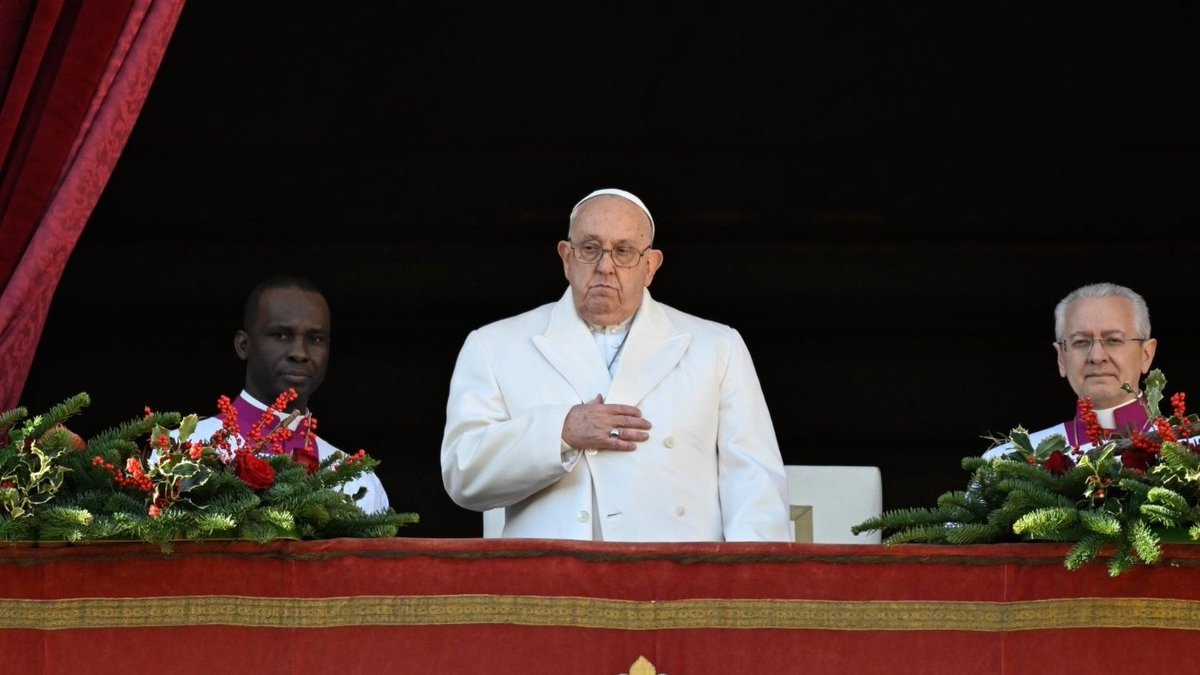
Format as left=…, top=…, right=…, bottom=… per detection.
left=1154, top=417, right=1178, bottom=443
left=213, top=395, right=239, bottom=454
left=1129, top=430, right=1162, bottom=455
left=92, top=456, right=152, bottom=493
left=301, top=415, right=318, bottom=457
left=1077, top=397, right=1104, bottom=446
left=247, top=389, right=300, bottom=455
left=344, top=449, right=367, bottom=465
left=1171, top=392, right=1193, bottom=438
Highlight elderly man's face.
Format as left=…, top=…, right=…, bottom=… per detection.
left=1054, top=296, right=1156, bottom=409
left=558, top=195, right=663, bottom=326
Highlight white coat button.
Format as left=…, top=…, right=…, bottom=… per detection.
left=674, top=506, right=685, bottom=517
left=664, top=437, right=675, bottom=448
left=585, top=449, right=598, bottom=456
left=578, top=510, right=590, bottom=523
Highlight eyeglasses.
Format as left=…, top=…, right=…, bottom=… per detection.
left=1058, top=336, right=1149, bottom=354
left=569, top=241, right=651, bottom=268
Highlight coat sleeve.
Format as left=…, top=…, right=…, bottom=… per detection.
left=441, top=329, right=580, bottom=511
left=715, top=329, right=792, bottom=541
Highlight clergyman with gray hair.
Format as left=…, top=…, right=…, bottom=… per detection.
left=983, top=282, right=1158, bottom=459
left=440, top=187, right=790, bottom=542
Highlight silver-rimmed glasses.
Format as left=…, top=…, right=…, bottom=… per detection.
left=1058, top=336, right=1149, bottom=354
left=569, top=241, right=651, bottom=268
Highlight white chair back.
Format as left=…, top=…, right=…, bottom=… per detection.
left=785, top=465, right=882, bottom=544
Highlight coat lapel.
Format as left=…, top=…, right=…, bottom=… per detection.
left=532, top=289, right=611, bottom=402
left=607, top=290, right=690, bottom=406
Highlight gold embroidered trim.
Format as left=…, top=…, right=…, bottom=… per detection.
left=3, top=595, right=1199, bottom=632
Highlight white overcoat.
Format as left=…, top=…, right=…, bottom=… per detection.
left=441, top=288, right=790, bottom=542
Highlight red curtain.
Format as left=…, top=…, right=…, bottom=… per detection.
left=0, top=0, right=185, bottom=411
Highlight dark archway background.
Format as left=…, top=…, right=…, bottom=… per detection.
left=22, top=4, right=1200, bottom=538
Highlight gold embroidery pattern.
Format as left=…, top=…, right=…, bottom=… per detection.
left=4, top=595, right=1200, bottom=632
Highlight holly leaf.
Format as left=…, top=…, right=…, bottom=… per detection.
left=1033, top=434, right=1068, bottom=460
left=1008, top=427, right=1035, bottom=454
left=177, top=414, right=198, bottom=444
left=1143, top=368, right=1166, bottom=418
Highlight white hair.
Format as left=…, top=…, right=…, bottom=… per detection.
left=1054, top=282, right=1151, bottom=340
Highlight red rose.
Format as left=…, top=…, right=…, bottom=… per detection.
left=291, top=449, right=319, bottom=476
left=1043, top=450, right=1075, bottom=476
left=234, top=452, right=276, bottom=490
left=1121, top=448, right=1154, bottom=473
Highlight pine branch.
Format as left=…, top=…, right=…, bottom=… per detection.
left=1129, top=519, right=1162, bottom=565
left=851, top=507, right=955, bottom=536
left=1012, top=507, right=1081, bottom=540
left=1064, top=533, right=1107, bottom=570
left=1078, top=509, right=1121, bottom=537
left=882, top=524, right=958, bottom=545
left=941, top=522, right=1004, bottom=544
left=23, top=393, right=90, bottom=439
left=1001, top=481, right=1076, bottom=513
left=935, top=491, right=992, bottom=521
left=87, top=411, right=181, bottom=448
left=1139, top=504, right=1183, bottom=528
left=0, top=406, right=28, bottom=435
left=37, top=506, right=96, bottom=542
left=1108, top=538, right=1136, bottom=577
left=1146, top=486, right=1189, bottom=513
left=19, top=391, right=89, bottom=439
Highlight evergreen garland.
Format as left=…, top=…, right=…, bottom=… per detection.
left=0, top=392, right=418, bottom=551
left=853, top=369, right=1200, bottom=577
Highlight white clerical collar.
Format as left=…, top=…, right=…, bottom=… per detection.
left=1093, top=397, right=1140, bottom=429
left=587, top=314, right=635, bottom=335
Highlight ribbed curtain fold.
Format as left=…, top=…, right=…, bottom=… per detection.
left=0, top=0, right=186, bottom=410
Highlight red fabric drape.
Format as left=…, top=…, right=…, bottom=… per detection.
left=5, top=538, right=1200, bottom=674
left=0, top=0, right=185, bottom=411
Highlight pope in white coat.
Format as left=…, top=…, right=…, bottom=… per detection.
left=441, top=188, right=790, bottom=542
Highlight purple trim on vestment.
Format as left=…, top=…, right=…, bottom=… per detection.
left=1063, top=399, right=1151, bottom=446
left=227, top=394, right=317, bottom=460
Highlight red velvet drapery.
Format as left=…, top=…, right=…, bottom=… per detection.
left=0, top=0, right=185, bottom=411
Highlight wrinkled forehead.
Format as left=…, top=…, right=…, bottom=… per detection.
left=1062, top=296, right=1137, bottom=336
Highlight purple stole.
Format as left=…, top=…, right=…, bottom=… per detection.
left=227, top=394, right=319, bottom=466
left=1063, top=400, right=1150, bottom=447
